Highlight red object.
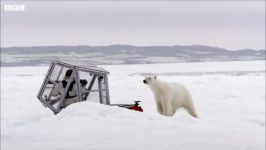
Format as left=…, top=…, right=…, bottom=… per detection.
left=112, top=101, right=144, bottom=112
left=129, top=101, right=143, bottom=112
left=130, top=105, right=143, bottom=112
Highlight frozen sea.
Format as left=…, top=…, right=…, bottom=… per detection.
left=1, top=61, right=265, bottom=150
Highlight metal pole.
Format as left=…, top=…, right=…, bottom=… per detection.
left=104, top=74, right=110, bottom=105
left=98, top=75, right=103, bottom=104
left=75, top=68, right=82, bottom=102
left=84, top=74, right=97, bottom=100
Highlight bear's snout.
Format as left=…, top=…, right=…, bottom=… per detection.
left=143, top=80, right=147, bottom=84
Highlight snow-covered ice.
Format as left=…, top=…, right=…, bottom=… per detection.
left=1, top=61, right=265, bottom=150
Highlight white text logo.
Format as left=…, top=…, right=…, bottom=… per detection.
left=5, top=4, right=25, bottom=12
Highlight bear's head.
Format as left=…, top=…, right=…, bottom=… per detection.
left=143, top=75, right=157, bottom=86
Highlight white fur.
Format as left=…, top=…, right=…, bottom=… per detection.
left=144, top=76, right=198, bottom=117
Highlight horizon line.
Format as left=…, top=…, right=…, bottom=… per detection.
left=1, top=44, right=265, bottom=51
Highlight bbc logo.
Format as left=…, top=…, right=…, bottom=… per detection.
left=5, top=4, right=25, bottom=12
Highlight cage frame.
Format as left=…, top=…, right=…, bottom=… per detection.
left=37, top=60, right=110, bottom=114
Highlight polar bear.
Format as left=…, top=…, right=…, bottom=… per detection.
left=143, top=76, right=198, bottom=117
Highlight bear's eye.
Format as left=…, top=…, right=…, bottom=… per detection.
left=148, top=77, right=151, bottom=80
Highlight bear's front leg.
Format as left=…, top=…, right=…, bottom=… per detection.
left=166, top=103, right=174, bottom=116
left=156, top=102, right=163, bottom=115
left=155, top=95, right=163, bottom=115
left=162, top=99, right=174, bottom=116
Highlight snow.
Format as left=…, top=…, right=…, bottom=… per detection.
left=1, top=60, right=265, bottom=150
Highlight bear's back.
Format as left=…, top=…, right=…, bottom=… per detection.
left=169, top=82, right=191, bottom=102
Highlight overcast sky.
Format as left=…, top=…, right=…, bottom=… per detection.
left=1, top=1, right=265, bottom=50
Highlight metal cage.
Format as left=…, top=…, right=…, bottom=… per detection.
left=37, top=60, right=110, bottom=114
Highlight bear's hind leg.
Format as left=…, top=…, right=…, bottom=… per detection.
left=184, top=102, right=198, bottom=118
